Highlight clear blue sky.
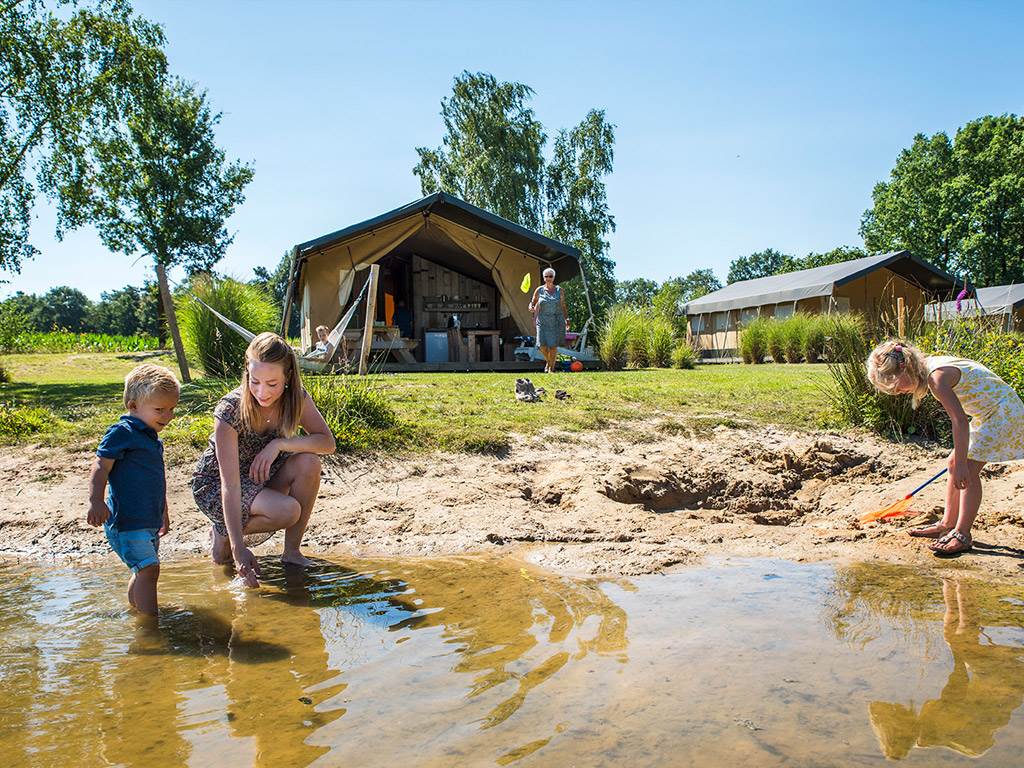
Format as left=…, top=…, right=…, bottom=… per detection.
left=13, top=0, right=1024, bottom=299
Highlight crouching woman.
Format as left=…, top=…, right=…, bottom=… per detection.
left=192, top=332, right=335, bottom=585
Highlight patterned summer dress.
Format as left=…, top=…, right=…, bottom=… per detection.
left=535, top=285, right=566, bottom=348
left=191, top=388, right=291, bottom=535
left=926, top=356, right=1024, bottom=463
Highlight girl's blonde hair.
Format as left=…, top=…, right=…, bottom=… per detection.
left=239, top=332, right=304, bottom=436
left=866, top=339, right=930, bottom=408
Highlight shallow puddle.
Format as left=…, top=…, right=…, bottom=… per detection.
left=1, top=556, right=1023, bottom=767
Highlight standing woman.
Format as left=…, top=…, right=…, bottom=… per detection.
left=192, top=332, right=336, bottom=586
left=529, top=267, right=570, bottom=373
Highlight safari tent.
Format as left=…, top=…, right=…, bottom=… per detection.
left=683, top=251, right=964, bottom=358
left=926, top=284, right=1024, bottom=331
left=281, top=192, right=589, bottom=370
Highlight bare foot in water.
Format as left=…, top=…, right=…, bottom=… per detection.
left=281, top=551, right=314, bottom=567
left=211, top=527, right=232, bottom=565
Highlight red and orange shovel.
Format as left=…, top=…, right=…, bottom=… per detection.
left=858, top=468, right=948, bottom=524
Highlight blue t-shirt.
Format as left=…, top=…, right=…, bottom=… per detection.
left=96, top=415, right=166, bottom=531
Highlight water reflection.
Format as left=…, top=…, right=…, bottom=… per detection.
left=829, top=564, right=1024, bottom=760
left=383, top=558, right=628, bottom=729
left=5, top=557, right=1024, bottom=767
left=0, top=556, right=628, bottom=768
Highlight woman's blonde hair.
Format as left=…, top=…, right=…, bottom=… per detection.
left=239, top=332, right=304, bottom=436
left=867, top=339, right=930, bottom=408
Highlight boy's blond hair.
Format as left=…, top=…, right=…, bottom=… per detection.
left=315, top=325, right=329, bottom=336
left=123, top=364, right=181, bottom=409
left=866, top=339, right=930, bottom=408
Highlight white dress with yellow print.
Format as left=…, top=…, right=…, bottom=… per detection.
left=926, top=355, right=1024, bottom=463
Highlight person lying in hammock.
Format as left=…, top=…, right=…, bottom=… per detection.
left=304, top=325, right=334, bottom=361
left=303, top=325, right=348, bottom=364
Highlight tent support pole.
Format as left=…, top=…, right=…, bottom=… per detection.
left=358, top=264, right=381, bottom=375
left=576, top=256, right=596, bottom=352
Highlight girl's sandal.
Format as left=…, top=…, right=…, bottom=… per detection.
left=908, top=523, right=951, bottom=539
left=932, top=530, right=973, bottom=558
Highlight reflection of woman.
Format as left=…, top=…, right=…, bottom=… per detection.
left=528, top=268, right=569, bottom=373
left=869, top=577, right=1024, bottom=759
left=223, top=565, right=344, bottom=768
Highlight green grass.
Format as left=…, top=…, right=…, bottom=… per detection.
left=0, top=352, right=832, bottom=455
left=369, top=364, right=830, bottom=452
left=0, top=351, right=200, bottom=451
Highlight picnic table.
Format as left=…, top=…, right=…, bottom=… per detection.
left=344, top=325, right=418, bottom=363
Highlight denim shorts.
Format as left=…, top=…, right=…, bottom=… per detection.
left=104, top=524, right=160, bottom=572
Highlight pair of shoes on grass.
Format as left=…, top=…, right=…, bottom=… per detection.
left=515, top=378, right=541, bottom=402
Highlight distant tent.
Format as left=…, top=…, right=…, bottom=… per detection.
left=684, top=251, right=965, bottom=358
left=926, top=284, right=1024, bottom=331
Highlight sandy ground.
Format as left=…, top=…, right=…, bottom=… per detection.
left=1, top=422, right=1023, bottom=579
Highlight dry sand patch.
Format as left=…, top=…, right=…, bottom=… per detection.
left=1, top=423, right=1022, bottom=579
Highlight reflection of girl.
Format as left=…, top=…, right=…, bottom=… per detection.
left=528, top=268, right=569, bottom=373
left=868, top=578, right=1024, bottom=759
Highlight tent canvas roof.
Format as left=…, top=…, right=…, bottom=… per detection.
left=684, top=251, right=962, bottom=315
left=294, top=191, right=581, bottom=280
left=927, top=283, right=1024, bottom=318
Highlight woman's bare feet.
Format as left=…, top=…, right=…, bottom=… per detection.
left=281, top=550, right=314, bottom=567
left=211, top=526, right=232, bottom=564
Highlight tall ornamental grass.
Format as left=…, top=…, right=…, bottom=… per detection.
left=177, top=276, right=277, bottom=378
left=598, top=305, right=644, bottom=370
left=303, top=375, right=399, bottom=451
left=822, top=313, right=940, bottom=439
left=646, top=316, right=676, bottom=368
left=738, top=317, right=769, bottom=364
left=766, top=318, right=786, bottom=363
left=781, top=314, right=813, bottom=363
left=672, top=340, right=698, bottom=369
left=803, top=316, right=827, bottom=363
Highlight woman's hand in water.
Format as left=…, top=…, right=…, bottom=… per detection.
left=250, top=439, right=282, bottom=484
left=234, top=546, right=261, bottom=588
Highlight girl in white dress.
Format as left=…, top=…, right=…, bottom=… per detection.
left=867, top=340, right=1024, bottom=556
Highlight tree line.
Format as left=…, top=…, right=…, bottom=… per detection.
left=1, top=256, right=297, bottom=339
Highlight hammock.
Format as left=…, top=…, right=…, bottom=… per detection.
left=185, top=278, right=371, bottom=374
left=295, top=278, right=372, bottom=373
